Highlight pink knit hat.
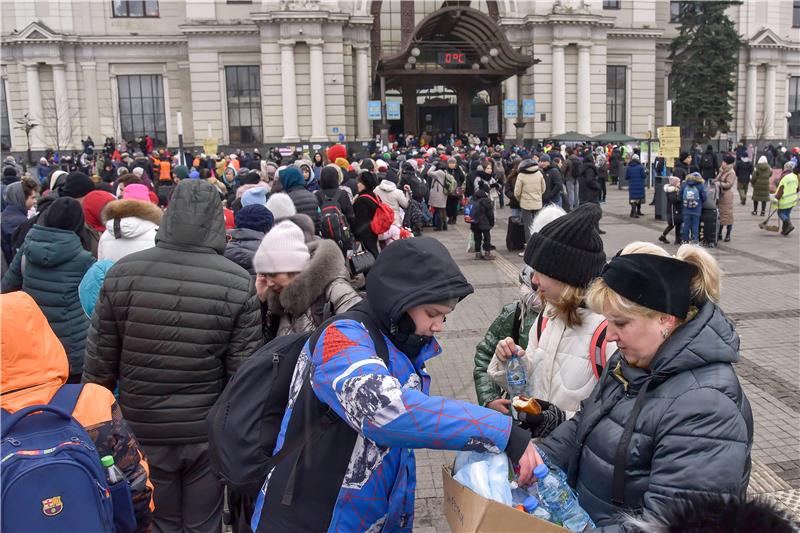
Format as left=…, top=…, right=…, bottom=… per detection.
left=123, top=183, right=150, bottom=202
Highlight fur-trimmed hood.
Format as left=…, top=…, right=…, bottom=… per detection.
left=101, top=200, right=162, bottom=240
left=266, top=239, right=349, bottom=317
left=102, top=199, right=162, bottom=226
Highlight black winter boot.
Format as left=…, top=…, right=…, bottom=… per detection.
left=724, top=225, right=732, bottom=242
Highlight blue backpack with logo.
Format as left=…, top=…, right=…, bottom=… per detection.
left=1, top=385, right=116, bottom=532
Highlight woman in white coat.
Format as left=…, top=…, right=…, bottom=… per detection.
left=488, top=203, right=616, bottom=437
left=97, top=184, right=162, bottom=262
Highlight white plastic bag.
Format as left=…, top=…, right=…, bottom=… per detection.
left=452, top=451, right=512, bottom=505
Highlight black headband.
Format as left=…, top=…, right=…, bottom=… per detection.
left=600, top=253, right=699, bottom=319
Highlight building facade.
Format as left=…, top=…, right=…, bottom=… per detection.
left=1, top=0, right=798, bottom=153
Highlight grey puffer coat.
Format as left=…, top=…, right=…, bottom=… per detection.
left=265, top=238, right=361, bottom=338
left=82, top=180, right=263, bottom=445
left=538, top=301, right=753, bottom=532
left=224, top=227, right=265, bottom=278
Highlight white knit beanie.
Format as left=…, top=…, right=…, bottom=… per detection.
left=252, top=221, right=310, bottom=274
left=266, top=192, right=296, bottom=221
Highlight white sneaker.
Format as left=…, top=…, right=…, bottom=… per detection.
left=518, top=252, right=525, bottom=257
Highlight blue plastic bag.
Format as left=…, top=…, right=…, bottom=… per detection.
left=453, top=451, right=512, bottom=506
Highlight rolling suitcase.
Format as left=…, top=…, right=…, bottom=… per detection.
left=700, top=208, right=718, bottom=247
left=506, top=216, right=526, bottom=251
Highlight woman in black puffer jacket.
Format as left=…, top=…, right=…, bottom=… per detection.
left=537, top=242, right=753, bottom=531
left=352, top=171, right=381, bottom=258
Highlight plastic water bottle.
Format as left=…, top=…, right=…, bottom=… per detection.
left=523, top=495, right=552, bottom=522
left=506, top=353, right=529, bottom=398
left=534, top=464, right=594, bottom=532
left=101, top=455, right=125, bottom=485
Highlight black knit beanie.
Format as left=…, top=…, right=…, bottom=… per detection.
left=523, top=203, right=606, bottom=287
left=320, top=165, right=340, bottom=189
left=39, top=197, right=85, bottom=236
left=61, top=171, right=95, bottom=199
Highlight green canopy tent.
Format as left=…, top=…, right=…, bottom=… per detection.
left=547, top=131, right=593, bottom=142
left=591, top=131, right=639, bottom=144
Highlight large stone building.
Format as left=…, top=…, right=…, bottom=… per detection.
left=1, top=0, right=798, bottom=153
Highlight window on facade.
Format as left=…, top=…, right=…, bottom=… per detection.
left=603, top=0, right=621, bottom=9
left=0, top=82, right=10, bottom=151
left=606, top=66, right=626, bottom=134
left=113, top=0, right=159, bottom=17
left=793, top=1, right=800, bottom=27
left=789, top=76, right=800, bottom=138
left=226, top=66, right=262, bottom=145
left=118, top=75, right=166, bottom=146
left=670, top=1, right=684, bottom=23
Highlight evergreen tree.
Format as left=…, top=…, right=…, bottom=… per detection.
left=669, top=1, right=742, bottom=143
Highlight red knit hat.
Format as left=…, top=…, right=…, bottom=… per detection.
left=326, top=144, right=348, bottom=163
left=82, top=190, right=116, bottom=232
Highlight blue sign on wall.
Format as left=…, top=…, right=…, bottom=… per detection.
left=386, top=101, right=401, bottom=120
left=503, top=99, right=517, bottom=119
left=523, top=99, right=536, bottom=119
left=368, top=100, right=382, bottom=120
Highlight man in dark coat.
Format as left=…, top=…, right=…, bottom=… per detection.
left=578, top=152, right=601, bottom=205
left=540, top=154, right=564, bottom=208
left=277, top=166, right=320, bottom=233
left=82, top=180, right=263, bottom=532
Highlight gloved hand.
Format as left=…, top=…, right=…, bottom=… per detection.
left=518, top=399, right=566, bottom=438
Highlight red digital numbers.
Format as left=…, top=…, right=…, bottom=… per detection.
left=444, top=53, right=465, bottom=64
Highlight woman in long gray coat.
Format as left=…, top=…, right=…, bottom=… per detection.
left=427, top=168, right=449, bottom=231
left=536, top=241, right=752, bottom=531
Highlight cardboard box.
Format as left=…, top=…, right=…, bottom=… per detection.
left=442, top=465, right=567, bottom=532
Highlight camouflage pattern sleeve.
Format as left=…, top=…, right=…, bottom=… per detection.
left=85, top=402, right=154, bottom=532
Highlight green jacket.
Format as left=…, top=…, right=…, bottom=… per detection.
left=750, top=162, right=772, bottom=202
left=473, top=300, right=536, bottom=406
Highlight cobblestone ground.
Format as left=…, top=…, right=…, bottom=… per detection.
left=412, top=185, right=800, bottom=532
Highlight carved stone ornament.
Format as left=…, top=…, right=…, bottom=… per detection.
left=552, top=0, right=591, bottom=15
left=280, top=0, right=321, bottom=11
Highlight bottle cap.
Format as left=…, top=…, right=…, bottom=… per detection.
left=533, top=464, right=549, bottom=478
left=100, top=455, right=115, bottom=468
left=523, top=495, right=539, bottom=512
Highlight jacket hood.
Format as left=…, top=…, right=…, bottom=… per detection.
left=156, top=180, right=226, bottom=254
left=24, top=225, right=86, bottom=267
left=267, top=239, right=349, bottom=317
left=228, top=227, right=265, bottom=243
left=686, top=173, right=705, bottom=184
left=378, top=180, right=398, bottom=192
left=648, top=302, right=739, bottom=384
left=756, top=161, right=771, bottom=172
left=102, top=199, right=163, bottom=226
left=1, top=292, right=68, bottom=396
left=365, top=237, right=474, bottom=334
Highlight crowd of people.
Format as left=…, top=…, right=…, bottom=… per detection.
left=1, top=132, right=798, bottom=533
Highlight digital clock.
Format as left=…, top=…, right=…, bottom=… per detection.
left=437, top=51, right=468, bottom=68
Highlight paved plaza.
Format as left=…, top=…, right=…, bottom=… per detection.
left=412, top=186, right=800, bottom=531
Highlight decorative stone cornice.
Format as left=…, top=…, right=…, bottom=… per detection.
left=607, top=28, right=663, bottom=39
left=523, top=13, right=615, bottom=28
left=179, top=24, right=258, bottom=35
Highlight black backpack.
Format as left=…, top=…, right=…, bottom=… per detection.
left=403, top=199, right=424, bottom=235
left=207, top=309, right=388, bottom=498
left=315, top=190, right=352, bottom=251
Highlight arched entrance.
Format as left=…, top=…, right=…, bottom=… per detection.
left=375, top=4, right=536, bottom=141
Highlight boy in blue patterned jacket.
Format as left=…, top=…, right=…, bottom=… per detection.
left=252, top=237, right=537, bottom=532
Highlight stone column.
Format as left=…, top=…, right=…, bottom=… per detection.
left=354, top=43, right=371, bottom=141
left=308, top=40, right=328, bottom=142
left=457, top=85, right=471, bottom=135
left=403, top=84, right=416, bottom=135
left=504, top=75, right=518, bottom=139
left=24, top=63, right=44, bottom=149
left=764, top=64, right=776, bottom=138
left=745, top=63, right=757, bottom=139
left=551, top=44, right=566, bottom=135
left=577, top=44, right=592, bottom=135
left=279, top=40, right=300, bottom=143
left=83, top=61, right=100, bottom=140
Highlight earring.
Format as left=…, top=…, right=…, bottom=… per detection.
left=661, top=329, right=670, bottom=339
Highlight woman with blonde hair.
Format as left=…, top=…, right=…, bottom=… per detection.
left=488, top=203, right=615, bottom=437
left=535, top=241, right=753, bottom=529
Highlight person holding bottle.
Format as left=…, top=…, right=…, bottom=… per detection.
left=487, top=204, right=616, bottom=438
left=536, top=241, right=753, bottom=529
